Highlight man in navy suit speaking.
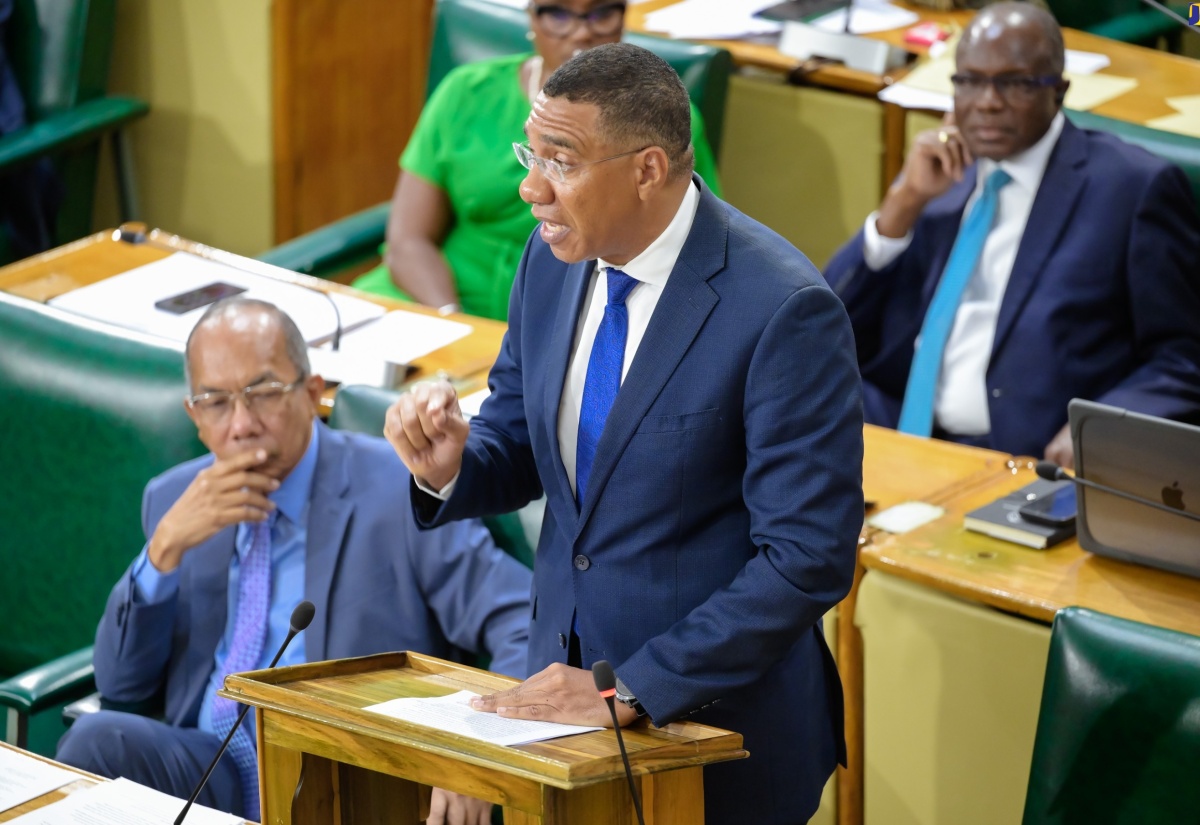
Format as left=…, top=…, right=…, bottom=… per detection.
left=826, top=2, right=1200, bottom=466
left=386, top=43, right=864, bottom=825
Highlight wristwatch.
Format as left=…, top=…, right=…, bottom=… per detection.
left=614, top=676, right=647, bottom=717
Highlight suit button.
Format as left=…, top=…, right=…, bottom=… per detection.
left=558, top=633, right=567, bottom=648
left=991, top=388, right=1003, bottom=398
left=573, top=554, right=591, bottom=571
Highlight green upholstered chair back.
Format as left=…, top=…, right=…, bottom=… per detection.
left=0, top=291, right=205, bottom=678
left=6, top=0, right=116, bottom=121
left=328, top=384, right=535, bottom=569
left=1044, top=0, right=1180, bottom=45
left=426, top=0, right=733, bottom=159
left=1066, top=109, right=1200, bottom=205
left=1022, top=607, right=1200, bottom=824
left=3, top=0, right=120, bottom=251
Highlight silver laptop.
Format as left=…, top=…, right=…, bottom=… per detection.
left=1070, top=399, right=1200, bottom=578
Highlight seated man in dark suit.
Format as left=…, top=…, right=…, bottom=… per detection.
left=826, top=1, right=1200, bottom=466
left=57, top=298, right=530, bottom=825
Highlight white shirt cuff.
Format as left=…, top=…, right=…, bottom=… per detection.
left=414, top=471, right=459, bottom=501
left=131, top=546, right=180, bottom=604
left=862, top=211, right=913, bottom=271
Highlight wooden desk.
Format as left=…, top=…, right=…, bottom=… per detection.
left=0, top=743, right=101, bottom=821
left=0, top=227, right=507, bottom=415
left=845, top=441, right=1200, bottom=825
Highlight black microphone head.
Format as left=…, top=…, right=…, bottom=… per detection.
left=290, top=600, right=316, bottom=634
left=592, top=660, right=616, bottom=693
left=1035, top=461, right=1064, bottom=482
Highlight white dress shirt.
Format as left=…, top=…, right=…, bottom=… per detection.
left=862, top=112, right=1065, bottom=435
left=421, top=181, right=700, bottom=499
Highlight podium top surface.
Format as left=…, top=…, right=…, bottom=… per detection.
left=222, top=652, right=747, bottom=789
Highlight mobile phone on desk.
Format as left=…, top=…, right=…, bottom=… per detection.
left=154, top=282, right=246, bottom=315
left=1018, top=482, right=1077, bottom=528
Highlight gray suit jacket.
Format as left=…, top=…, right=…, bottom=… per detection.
left=94, top=423, right=531, bottom=727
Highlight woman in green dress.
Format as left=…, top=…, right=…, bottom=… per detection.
left=351, top=0, right=721, bottom=321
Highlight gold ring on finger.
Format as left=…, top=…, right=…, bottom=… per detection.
left=938, top=130, right=950, bottom=144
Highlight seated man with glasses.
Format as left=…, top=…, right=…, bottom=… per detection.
left=56, top=298, right=531, bottom=825
left=825, top=1, right=1200, bottom=465
left=348, top=0, right=721, bottom=321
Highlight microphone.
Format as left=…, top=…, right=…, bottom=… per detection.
left=1035, top=461, right=1200, bottom=523
left=1133, top=0, right=1200, bottom=38
left=591, top=661, right=645, bottom=825
left=174, top=600, right=316, bottom=825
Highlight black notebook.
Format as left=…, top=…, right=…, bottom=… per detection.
left=964, top=479, right=1077, bottom=549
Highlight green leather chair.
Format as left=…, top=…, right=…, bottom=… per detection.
left=1045, top=0, right=1189, bottom=47
left=0, top=0, right=147, bottom=265
left=257, top=0, right=732, bottom=279
left=1066, top=109, right=1200, bottom=204
left=0, top=291, right=204, bottom=755
left=1022, top=607, right=1200, bottom=824
left=327, top=384, right=536, bottom=570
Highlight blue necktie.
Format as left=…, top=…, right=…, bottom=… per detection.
left=897, top=168, right=1012, bottom=437
left=210, top=518, right=273, bottom=818
left=576, top=267, right=639, bottom=505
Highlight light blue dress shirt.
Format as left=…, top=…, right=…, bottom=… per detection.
left=131, top=421, right=320, bottom=737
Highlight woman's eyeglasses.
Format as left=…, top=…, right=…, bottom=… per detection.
left=532, top=3, right=626, bottom=38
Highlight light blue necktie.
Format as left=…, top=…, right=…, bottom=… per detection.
left=897, top=168, right=1012, bottom=437
left=576, top=267, right=639, bottom=506
left=210, top=518, right=273, bottom=818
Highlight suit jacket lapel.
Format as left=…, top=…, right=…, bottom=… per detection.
left=543, top=259, right=594, bottom=526
left=303, top=424, right=354, bottom=661
left=575, top=183, right=725, bottom=535
left=992, top=121, right=1087, bottom=361
left=179, top=530, right=234, bottom=725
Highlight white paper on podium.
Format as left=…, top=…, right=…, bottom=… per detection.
left=365, top=690, right=602, bottom=747
left=6, top=777, right=241, bottom=825
left=48, top=252, right=385, bottom=347
left=0, top=749, right=79, bottom=814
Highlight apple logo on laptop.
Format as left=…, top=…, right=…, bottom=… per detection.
left=1162, top=481, right=1185, bottom=511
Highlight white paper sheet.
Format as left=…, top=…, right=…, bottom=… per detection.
left=0, top=749, right=79, bottom=814
left=365, top=690, right=602, bottom=747
left=642, top=0, right=782, bottom=39
left=810, top=0, right=918, bottom=35
left=48, top=252, right=385, bottom=347
left=329, top=310, right=472, bottom=365
left=1065, top=49, right=1110, bottom=75
left=6, top=777, right=241, bottom=825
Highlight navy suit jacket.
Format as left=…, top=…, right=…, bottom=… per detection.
left=414, top=180, right=864, bottom=824
left=94, top=424, right=532, bottom=729
left=827, top=120, right=1200, bottom=457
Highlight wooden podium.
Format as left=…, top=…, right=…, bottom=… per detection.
left=223, top=652, right=747, bottom=824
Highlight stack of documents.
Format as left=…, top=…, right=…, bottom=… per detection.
left=48, top=252, right=385, bottom=347
left=0, top=748, right=79, bottom=814
left=7, top=777, right=242, bottom=824
left=641, top=0, right=782, bottom=39
left=880, top=47, right=1136, bottom=113
left=810, top=0, right=918, bottom=35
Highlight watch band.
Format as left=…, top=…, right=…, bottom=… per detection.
left=614, top=676, right=647, bottom=717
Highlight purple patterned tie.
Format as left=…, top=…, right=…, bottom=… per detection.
left=210, top=518, right=272, bottom=817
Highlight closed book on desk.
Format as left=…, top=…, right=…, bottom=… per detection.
left=964, top=480, right=1076, bottom=549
